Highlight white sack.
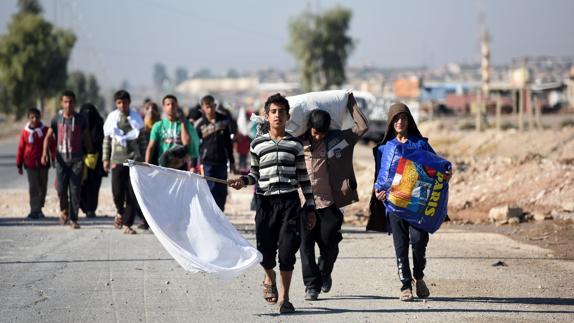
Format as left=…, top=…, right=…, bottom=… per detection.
left=236, top=106, right=249, bottom=136
left=286, top=90, right=351, bottom=137
left=129, top=163, right=262, bottom=279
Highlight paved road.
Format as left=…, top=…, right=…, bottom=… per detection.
left=0, top=136, right=28, bottom=189
left=1, top=136, right=573, bottom=322
left=0, top=219, right=573, bottom=322
left=0, top=136, right=110, bottom=190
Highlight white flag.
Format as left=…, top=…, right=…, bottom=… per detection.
left=129, top=163, right=262, bottom=279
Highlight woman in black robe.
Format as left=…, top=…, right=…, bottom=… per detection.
left=80, top=103, right=105, bottom=218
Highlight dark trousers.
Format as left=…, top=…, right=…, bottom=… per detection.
left=388, top=212, right=429, bottom=291
left=56, top=160, right=83, bottom=221
left=80, top=168, right=102, bottom=213
left=111, top=165, right=140, bottom=227
left=202, top=163, right=228, bottom=212
left=238, top=154, right=248, bottom=170
left=26, top=167, right=49, bottom=213
left=300, top=204, right=343, bottom=290
left=255, top=192, right=301, bottom=271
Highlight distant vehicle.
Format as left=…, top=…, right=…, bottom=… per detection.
left=353, top=91, right=387, bottom=143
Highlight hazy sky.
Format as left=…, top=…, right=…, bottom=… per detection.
left=1, top=0, right=573, bottom=89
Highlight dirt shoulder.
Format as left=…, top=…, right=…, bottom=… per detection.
left=447, top=221, right=574, bottom=260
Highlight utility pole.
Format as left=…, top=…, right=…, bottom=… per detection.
left=495, top=94, right=502, bottom=131
left=534, top=95, right=542, bottom=129
left=518, top=89, right=524, bottom=131
left=527, top=88, right=534, bottom=130
left=478, top=2, right=490, bottom=132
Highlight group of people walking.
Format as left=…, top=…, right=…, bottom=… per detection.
left=17, top=89, right=449, bottom=314
left=228, top=93, right=450, bottom=313
left=16, top=90, right=236, bottom=233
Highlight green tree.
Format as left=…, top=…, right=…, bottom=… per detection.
left=86, top=74, right=105, bottom=110
left=66, top=71, right=105, bottom=110
left=18, top=0, right=42, bottom=14
left=120, top=79, right=131, bottom=91
left=226, top=68, right=239, bottom=78
left=175, top=67, right=188, bottom=85
left=153, top=63, right=170, bottom=92
left=287, top=10, right=319, bottom=92
left=287, top=6, right=355, bottom=91
left=193, top=68, right=212, bottom=79
left=0, top=82, right=10, bottom=115
left=0, top=0, right=76, bottom=118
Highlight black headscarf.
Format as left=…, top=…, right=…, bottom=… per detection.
left=80, top=103, right=104, bottom=156
left=80, top=103, right=104, bottom=133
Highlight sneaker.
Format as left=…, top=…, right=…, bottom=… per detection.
left=59, top=211, right=69, bottom=225
left=321, top=275, right=332, bottom=293
left=400, top=288, right=414, bottom=302
left=27, top=212, right=39, bottom=219
left=304, top=288, right=319, bottom=301
left=415, top=279, right=430, bottom=299
left=69, top=220, right=80, bottom=229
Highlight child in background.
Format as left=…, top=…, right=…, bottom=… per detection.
left=16, top=108, right=52, bottom=219
left=235, top=132, right=250, bottom=171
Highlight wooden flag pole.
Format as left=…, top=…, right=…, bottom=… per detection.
left=124, top=160, right=229, bottom=185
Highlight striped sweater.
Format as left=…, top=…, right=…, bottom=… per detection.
left=241, top=133, right=315, bottom=211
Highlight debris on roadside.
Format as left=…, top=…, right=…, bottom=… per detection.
left=492, top=260, right=508, bottom=267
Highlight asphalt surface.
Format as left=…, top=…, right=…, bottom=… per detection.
left=0, top=136, right=109, bottom=190
left=1, top=137, right=573, bottom=322
left=0, top=219, right=573, bottom=322
left=0, top=136, right=28, bottom=189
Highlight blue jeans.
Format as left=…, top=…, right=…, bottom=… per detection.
left=202, top=164, right=228, bottom=212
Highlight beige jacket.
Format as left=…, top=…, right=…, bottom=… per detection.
left=301, top=93, right=369, bottom=208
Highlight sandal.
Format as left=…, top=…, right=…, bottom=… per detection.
left=123, top=227, right=137, bottom=235
left=113, top=214, right=123, bottom=229
left=59, top=210, right=69, bottom=225
left=400, top=288, right=414, bottom=302
left=278, top=300, right=295, bottom=314
left=262, top=281, right=278, bottom=304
